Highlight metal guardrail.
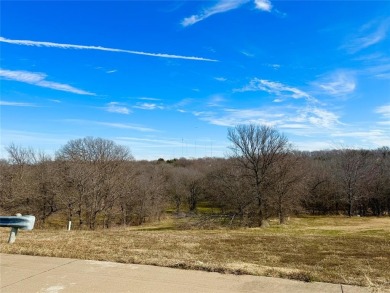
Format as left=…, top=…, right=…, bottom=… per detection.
left=0, top=213, right=36, bottom=243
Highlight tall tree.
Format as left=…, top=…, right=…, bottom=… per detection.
left=269, top=154, right=306, bottom=224
left=227, top=124, right=290, bottom=227
left=335, top=149, right=372, bottom=217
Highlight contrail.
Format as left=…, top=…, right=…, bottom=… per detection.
left=0, top=37, right=218, bottom=62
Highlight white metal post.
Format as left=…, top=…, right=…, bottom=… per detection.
left=8, top=213, right=22, bottom=244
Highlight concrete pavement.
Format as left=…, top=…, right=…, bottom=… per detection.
left=0, top=254, right=370, bottom=293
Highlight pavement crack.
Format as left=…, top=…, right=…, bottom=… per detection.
left=1, top=259, right=78, bottom=289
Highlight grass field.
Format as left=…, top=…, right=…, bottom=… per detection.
left=1, top=216, right=389, bottom=290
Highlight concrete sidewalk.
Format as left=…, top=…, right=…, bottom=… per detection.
left=0, top=254, right=369, bottom=293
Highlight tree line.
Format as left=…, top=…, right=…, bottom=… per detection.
left=1, top=125, right=389, bottom=229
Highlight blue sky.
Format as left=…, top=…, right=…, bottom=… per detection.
left=1, top=1, right=389, bottom=160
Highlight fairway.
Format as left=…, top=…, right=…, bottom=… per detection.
left=1, top=216, right=389, bottom=290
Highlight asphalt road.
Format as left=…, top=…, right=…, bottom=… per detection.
left=0, top=254, right=370, bottom=293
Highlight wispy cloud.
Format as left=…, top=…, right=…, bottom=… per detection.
left=314, top=70, right=356, bottom=97
left=104, top=102, right=131, bottom=114
left=266, top=63, right=281, bottom=70
left=363, top=63, right=390, bottom=80
left=181, top=0, right=273, bottom=27
left=0, top=69, right=95, bottom=95
left=343, top=18, right=390, bottom=54
left=64, top=119, right=156, bottom=132
left=376, top=104, right=390, bottom=118
left=331, top=129, right=390, bottom=147
left=376, top=104, right=390, bottom=125
left=214, top=77, right=227, bottom=82
left=0, top=100, right=36, bottom=107
left=288, top=106, right=341, bottom=129
left=137, top=97, right=161, bottom=101
left=254, top=0, right=272, bottom=12
left=134, top=102, right=164, bottom=110
left=237, top=78, right=313, bottom=101
left=304, top=107, right=340, bottom=128
left=193, top=108, right=284, bottom=127
left=116, top=136, right=184, bottom=147
left=0, top=36, right=217, bottom=62
left=293, top=140, right=335, bottom=152
left=106, top=69, right=117, bottom=74
left=48, top=99, right=61, bottom=103
left=181, top=0, right=250, bottom=27
left=207, top=94, right=226, bottom=107
left=192, top=103, right=341, bottom=133
left=240, top=51, right=255, bottom=57
left=96, top=122, right=156, bottom=132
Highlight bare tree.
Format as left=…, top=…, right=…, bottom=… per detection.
left=128, top=162, right=169, bottom=225
left=269, top=153, right=306, bottom=224
left=166, top=166, right=187, bottom=214
left=356, top=147, right=390, bottom=216
left=6, top=143, right=38, bottom=166
left=335, top=149, right=373, bottom=217
left=227, top=124, right=290, bottom=227
left=56, top=137, right=132, bottom=162
left=56, top=137, right=133, bottom=229
left=31, top=157, right=58, bottom=225
left=180, top=167, right=205, bottom=213
left=301, top=156, right=340, bottom=215
left=205, top=158, right=253, bottom=224
left=4, top=144, right=56, bottom=222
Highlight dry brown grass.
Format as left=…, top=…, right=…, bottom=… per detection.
left=1, top=216, right=389, bottom=290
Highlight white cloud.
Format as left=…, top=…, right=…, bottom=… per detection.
left=315, top=70, right=356, bottom=96
left=194, top=108, right=284, bottom=127
left=331, top=129, right=390, bottom=147
left=64, top=119, right=156, bottom=132
left=306, top=107, right=340, bottom=128
left=48, top=99, right=61, bottom=103
left=181, top=0, right=274, bottom=27
left=375, top=73, right=390, bottom=80
left=268, top=63, right=281, bottom=69
left=214, top=77, right=227, bottom=82
left=134, top=103, right=164, bottom=110
left=293, top=140, right=335, bottom=152
left=363, top=63, right=390, bottom=80
left=207, top=94, right=226, bottom=107
left=137, top=97, right=161, bottom=101
left=0, top=69, right=95, bottom=95
left=240, top=51, right=255, bottom=57
left=106, top=70, right=117, bottom=74
left=343, top=18, right=390, bottom=54
left=278, top=123, right=310, bottom=130
left=181, top=0, right=250, bottom=27
left=376, top=104, right=390, bottom=126
left=254, top=0, right=272, bottom=12
left=96, top=122, right=155, bottom=132
left=105, top=102, right=130, bottom=114
left=116, top=137, right=184, bottom=147
left=0, top=100, right=36, bottom=107
left=0, top=36, right=217, bottom=62
left=237, top=78, right=313, bottom=101
left=376, top=104, right=390, bottom=118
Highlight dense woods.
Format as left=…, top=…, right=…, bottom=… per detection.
left=1, top=126, right=389, bottom=229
